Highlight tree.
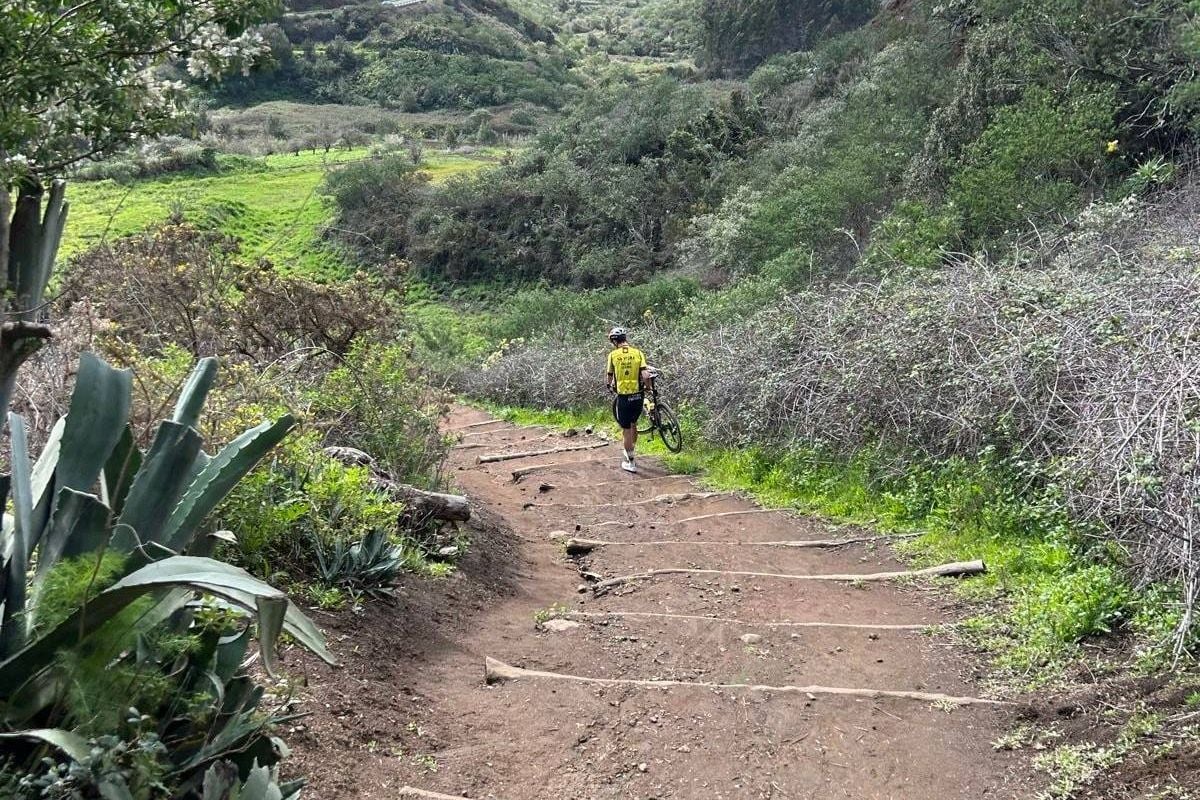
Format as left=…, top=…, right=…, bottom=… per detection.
left=0, top=0, right=279, bottom=412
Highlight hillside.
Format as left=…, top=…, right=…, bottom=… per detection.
left=215, top=0, right=574, bottom=111
left=7, top=0, right=1200, bottom=798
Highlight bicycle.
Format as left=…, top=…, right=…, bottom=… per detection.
left=610, top=368, right=684, bottom=453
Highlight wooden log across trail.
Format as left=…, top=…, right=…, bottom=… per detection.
left=479, top=441, right=609, bottom=464
left=562, top=610, right=940, bottom=631
left=482, top=657, right=1006, bottom=707
left=590, top=509, right=793, bottom=529
left=674, top=508, right=790, bottom=525
left=533, top=491, right=726, bottom=510
left=590, top=560, right=986, bottom=592
left=448, top=418, right=505, bottom=432
left=562, top=533, right=921, bottom=556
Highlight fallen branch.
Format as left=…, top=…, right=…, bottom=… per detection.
left=673, top=509, right=790, bottom=525
left=448, top=418, right=505, bottom=432
left=562, top=533, right=920, bottom=556
left=563, top=610, right=939, bottom=631
left=384, top=482, right=471, bottom=522
left=534, top=491, right=726, bottom=510
left=325, top=446, right=470, bottom=522
left=591, top=560, right=986, bottom=592
left=483, top=657, right=1005, bottom=707
left=479, top=441, right=608, bottom=464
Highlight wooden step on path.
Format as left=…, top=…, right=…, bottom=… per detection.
left=483, top=657, right=1006, bottom=707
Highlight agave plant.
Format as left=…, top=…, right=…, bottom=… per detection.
left=313, top=528, right=410, bottom=599
left=0, top=352, right=335, bottom=794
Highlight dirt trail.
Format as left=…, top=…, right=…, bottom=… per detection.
left=286, top=409, right=1034, bottom=799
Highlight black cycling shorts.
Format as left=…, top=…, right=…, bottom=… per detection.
left=615, top=394, right=644, bottom=430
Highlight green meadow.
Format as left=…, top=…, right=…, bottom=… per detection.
left=64, top=148, right=502, bottom=277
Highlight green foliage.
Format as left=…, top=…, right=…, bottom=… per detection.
left=716, top=29, right=955, bottom=279
left=698, top=0, right=876, bottom=75
left=512, top=0, right=701, bottom=59
left=0, top=353, right=330, bottom=797
left=948, top=85, right=1118, bottom=242
left=217, top=431, right=406, bottom=582
left=313, top=529, right=416, bottom=599
left=0, top=0, right=277, bottom=181
left=29, top=552, right=126, bottom=637
left=1004, top=565, right=1132, bottom=670
left=350, top=79, right=764, bottom=285
left=312, top=341, right=450, bottom=485
left=321, top=154, right=428, bottom=263
left=61, top=147, right=497, bottom=275
left=216, top=1, right=576, bottom=112
left=865, top=200, right=962, bottom=271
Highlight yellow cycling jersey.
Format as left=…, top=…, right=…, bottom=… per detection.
left=607, top=346, right=647, bottom=395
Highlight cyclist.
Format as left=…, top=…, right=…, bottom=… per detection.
left=605, top=326, right=652, bottom=473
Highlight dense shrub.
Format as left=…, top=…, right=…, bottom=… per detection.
left=698, top=0, right=876, bottom=75
left=74, top=137, right=219, bottom=182
left=462, top=182, right=1200, bottom=650
left=62, top=223, right=402, bottom=359
left=216, top=0, right=577, bottom=110
left=335, top=79, right=765, bottom=285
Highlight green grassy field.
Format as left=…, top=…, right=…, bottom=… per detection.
left=64, top=148, right=503, bottom=278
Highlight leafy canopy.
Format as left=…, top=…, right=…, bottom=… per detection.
left=0, top=0, right=279, bottom=182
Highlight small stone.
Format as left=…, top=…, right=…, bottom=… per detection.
left=542, top=619, right=581, bottom=633
left=564, top=428, right=579, bottom=438
left=577, top=584, right=589, bottom=593
left=549, top=530, right=570, bottom=540
left=585, top=425, right=595, bottom=435
left=539, top=483, right=557, bottom=492
left=638, top=763, right=648, bottom=773
left=805, top=692, right=817, bottom=701
left=739, top=634, right=762, bottom=645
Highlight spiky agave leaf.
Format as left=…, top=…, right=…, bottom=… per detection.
left=0, top=556, right=335, bottom=714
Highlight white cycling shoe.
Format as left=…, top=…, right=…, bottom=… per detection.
left=621, top=452, right=638, bottom=473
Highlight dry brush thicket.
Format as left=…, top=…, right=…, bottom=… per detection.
left=462, top=182, right=1200, bottom=646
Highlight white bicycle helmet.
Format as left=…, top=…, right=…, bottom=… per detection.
left=608, top=326, right=628, bottom=340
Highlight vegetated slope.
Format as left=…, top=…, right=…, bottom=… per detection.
left=697, top=0, right=878, bottom=75
left=340, top=4, right=1200, bottom=789
left=510, top=0, right=703, bottom=60
left=215, top=0, right=577, bottom=111
left=354, top=0, right=1196, bottom=289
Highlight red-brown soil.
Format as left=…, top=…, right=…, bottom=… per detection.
left=283, top=409, right=1039, bottom=799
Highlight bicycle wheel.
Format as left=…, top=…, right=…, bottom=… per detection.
left=656, top=401, right=684, bottom=453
